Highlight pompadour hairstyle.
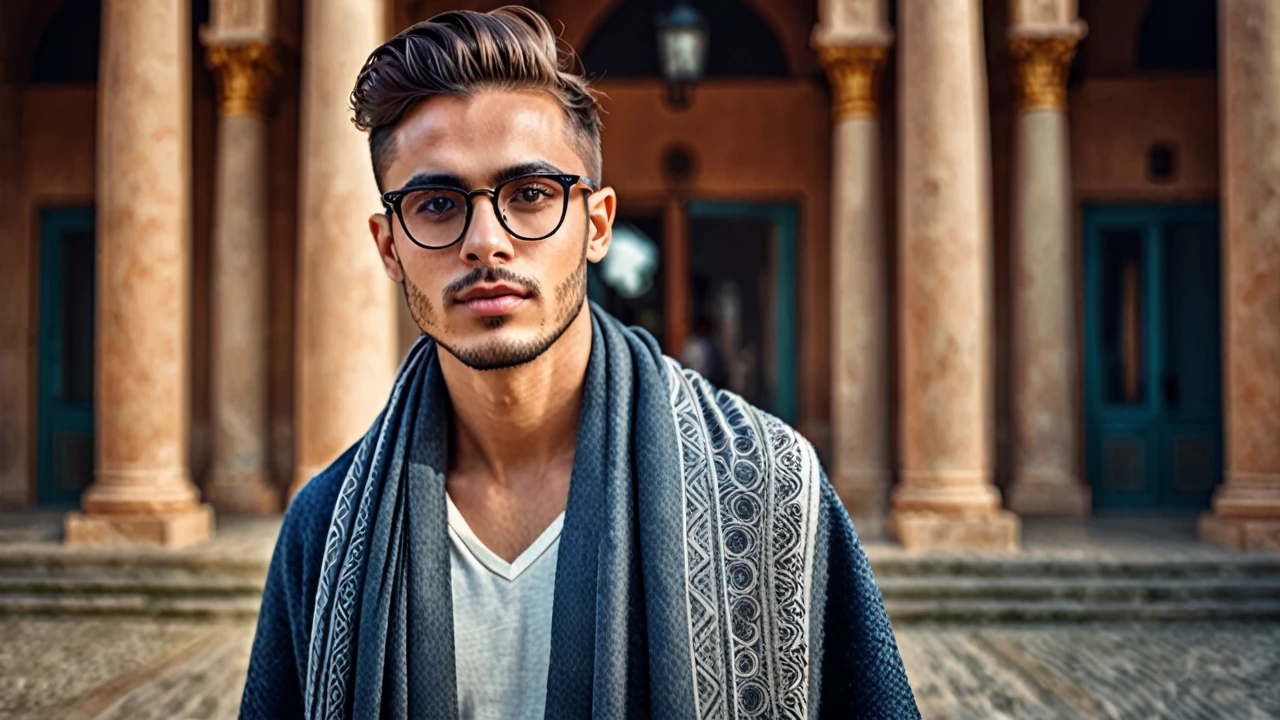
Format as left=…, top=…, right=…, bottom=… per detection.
left=350, top=6, right=603, bottom=191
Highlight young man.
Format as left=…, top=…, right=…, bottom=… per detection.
left=241, top=8, right=917, bottom=719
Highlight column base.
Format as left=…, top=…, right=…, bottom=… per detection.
left=1007, top=475, right=1091, bottom=516
left=64, top=504, right=215, bottom=549
left=1199, top=513, right=1280, bottom=554
left=205, top=468, right=281, bottom=514
left=886, top=510, right=1021, bottom=553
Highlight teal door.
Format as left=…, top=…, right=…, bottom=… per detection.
left=1083, top=204, right=1222, bottom=509
left=36, top=207, right=96, bottom=507
left=686, top=201, right=798, bottom=424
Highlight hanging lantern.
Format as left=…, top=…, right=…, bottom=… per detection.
left=656, top=1, right=708, bottom=110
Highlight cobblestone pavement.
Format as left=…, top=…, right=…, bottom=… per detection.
left=0, top=618, right=1276, bottom=719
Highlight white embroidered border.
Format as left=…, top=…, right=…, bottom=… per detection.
left=667, top=360, right=821, bottom=720
left=668, top=359, right=730, bottom=719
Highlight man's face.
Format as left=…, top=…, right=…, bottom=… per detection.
left=370, top=90, right=615, bottom=370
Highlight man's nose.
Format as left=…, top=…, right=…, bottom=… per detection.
left=458, top=194, right=514, bottom=266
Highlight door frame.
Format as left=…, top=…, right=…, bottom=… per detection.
left=685, top=200, right=798, bottom=424
left=36, top=206, right=96, bottom=507
left=1082, top=202, right=1221, bottom=509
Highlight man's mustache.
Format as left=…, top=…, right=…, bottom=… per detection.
left=444, top=267, right=543, bottom=302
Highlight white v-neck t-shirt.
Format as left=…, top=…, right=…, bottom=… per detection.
left=446, top=494, right=564, bottom=720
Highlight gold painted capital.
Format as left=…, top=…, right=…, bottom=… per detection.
left=206, top=42, right=279, bottom=117
left=1010, top=35, right=1078, bottom=112
left=817, top=44, right=889, bottom=121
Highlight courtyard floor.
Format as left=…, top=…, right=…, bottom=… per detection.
left=1, top=513, right=1277, bottom=718
left=0, top=616, right=1276, bottom=719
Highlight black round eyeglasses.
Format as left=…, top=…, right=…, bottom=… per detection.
left=381, top=173, right=597, bottom=250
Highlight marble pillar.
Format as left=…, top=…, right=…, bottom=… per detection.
left=887, top=0, right=1019, bottom=552
left=814, top=5, right=893, bottom=538
left=1200, top=0, right=1280, bottom=554
left=291, top=0, right=397, bottom=497
left=65, top=0, right=214, bottom=547
left=203, top=41, right=281, bottom=514
left=1005, top=24, right=1090, bottom=516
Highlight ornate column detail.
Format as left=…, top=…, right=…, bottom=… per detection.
left=1010, top=34, right=1077, bottom=111
left=1201, top=0, right=1280, bottom=554
left=65, top=0, right=214, bottom=547
left=814, top=31, right=892, bottom=538
left=1006, top=20, right=1091, bottom=518
left=201, top=36, right=282, bottom=514
left=206, top=42, right=279, bottom=117
left=817, top=44, right=888, bottom=120
left=886, top=0, right=1019, bottom=552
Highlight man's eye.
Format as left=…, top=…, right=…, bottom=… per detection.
left=513, top=184, right=553, bottom=203
left=415, top=196, right=456, bottom=214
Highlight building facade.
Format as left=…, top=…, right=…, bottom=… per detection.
left=0, top=0, right=1276, bottom=552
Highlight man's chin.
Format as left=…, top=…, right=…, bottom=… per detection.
left=434, top=298, right=585, bottom=371
left=436, top=331, right=551, bottom=372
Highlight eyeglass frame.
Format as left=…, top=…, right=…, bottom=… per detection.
left=380, top=173, right=598, bottom=250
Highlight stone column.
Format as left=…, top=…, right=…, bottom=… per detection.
left=202, top=38, right=281, bottom=514
left=1005, top=12, right=1091, bottom=516
left=887, top=0, right=1019, bottom=552
left=65, top=0, right=214, bottom=547
left=813, top=0, right=893, bottom=537
left=1200, top=0, right=1280, bottom=554
left=290, top=0, right=397, bottom=497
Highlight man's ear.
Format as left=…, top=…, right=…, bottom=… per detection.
left=369, top=213, right=404, bottom=283
left=585, top=186, right=617, bottom=264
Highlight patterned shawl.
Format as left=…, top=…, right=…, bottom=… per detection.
left=299, top=305, right=917, bottom=719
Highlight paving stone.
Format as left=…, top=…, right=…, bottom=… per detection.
left=1, top=617, right=1277, bottom=718
left=0, top=617, right=238, bottom=719
left=895, top=622, right=1280, bottom=719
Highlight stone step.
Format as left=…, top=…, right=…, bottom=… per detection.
left=867, top=556, right=1280, bottom=580
left=884, top=598, right=1280, bottom=623
left=0, top=574, right=264, bottom=598
left=878, top=576, right=1280, bottom=603
left=0, top=593, right=261, bottom=619
left=0, top=550, right=268, bottom=579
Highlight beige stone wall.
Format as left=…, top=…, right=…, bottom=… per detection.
left=1077, top=0, right=1152, bottom=78
left=1070, top=77, right=1220, bottom=201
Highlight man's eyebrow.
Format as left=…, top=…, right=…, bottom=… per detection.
left=397, top=161, right=566, bottom=192
left=493, top=160, right=565, bottom=185
left=400, top=172, right=464, bottom=190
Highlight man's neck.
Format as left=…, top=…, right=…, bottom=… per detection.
left=439, top=305, right=593, bottom=489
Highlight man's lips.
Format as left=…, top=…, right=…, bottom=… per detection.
left=454, top=284, right=530, bottom=317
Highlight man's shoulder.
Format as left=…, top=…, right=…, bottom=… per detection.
left=671, top=362, right=815, bottom=447
left=277, top=443, right=357, bottom=559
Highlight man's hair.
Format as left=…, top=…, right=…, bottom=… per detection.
left=350, top=6, right=603, bottom=191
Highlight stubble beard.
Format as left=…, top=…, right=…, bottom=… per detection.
left=400, top=248, right=588, bottom=371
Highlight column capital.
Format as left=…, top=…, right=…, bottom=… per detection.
left=815, top=42, right=889, bottom=121
left=1009, top=33, right=1079, bottom=112
left=205, top=41, right=279, bottom=117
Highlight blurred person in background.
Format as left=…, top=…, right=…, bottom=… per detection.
left=239, top=7, right=917, bottom=719
left=680, top=315, right=729, bottom=389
